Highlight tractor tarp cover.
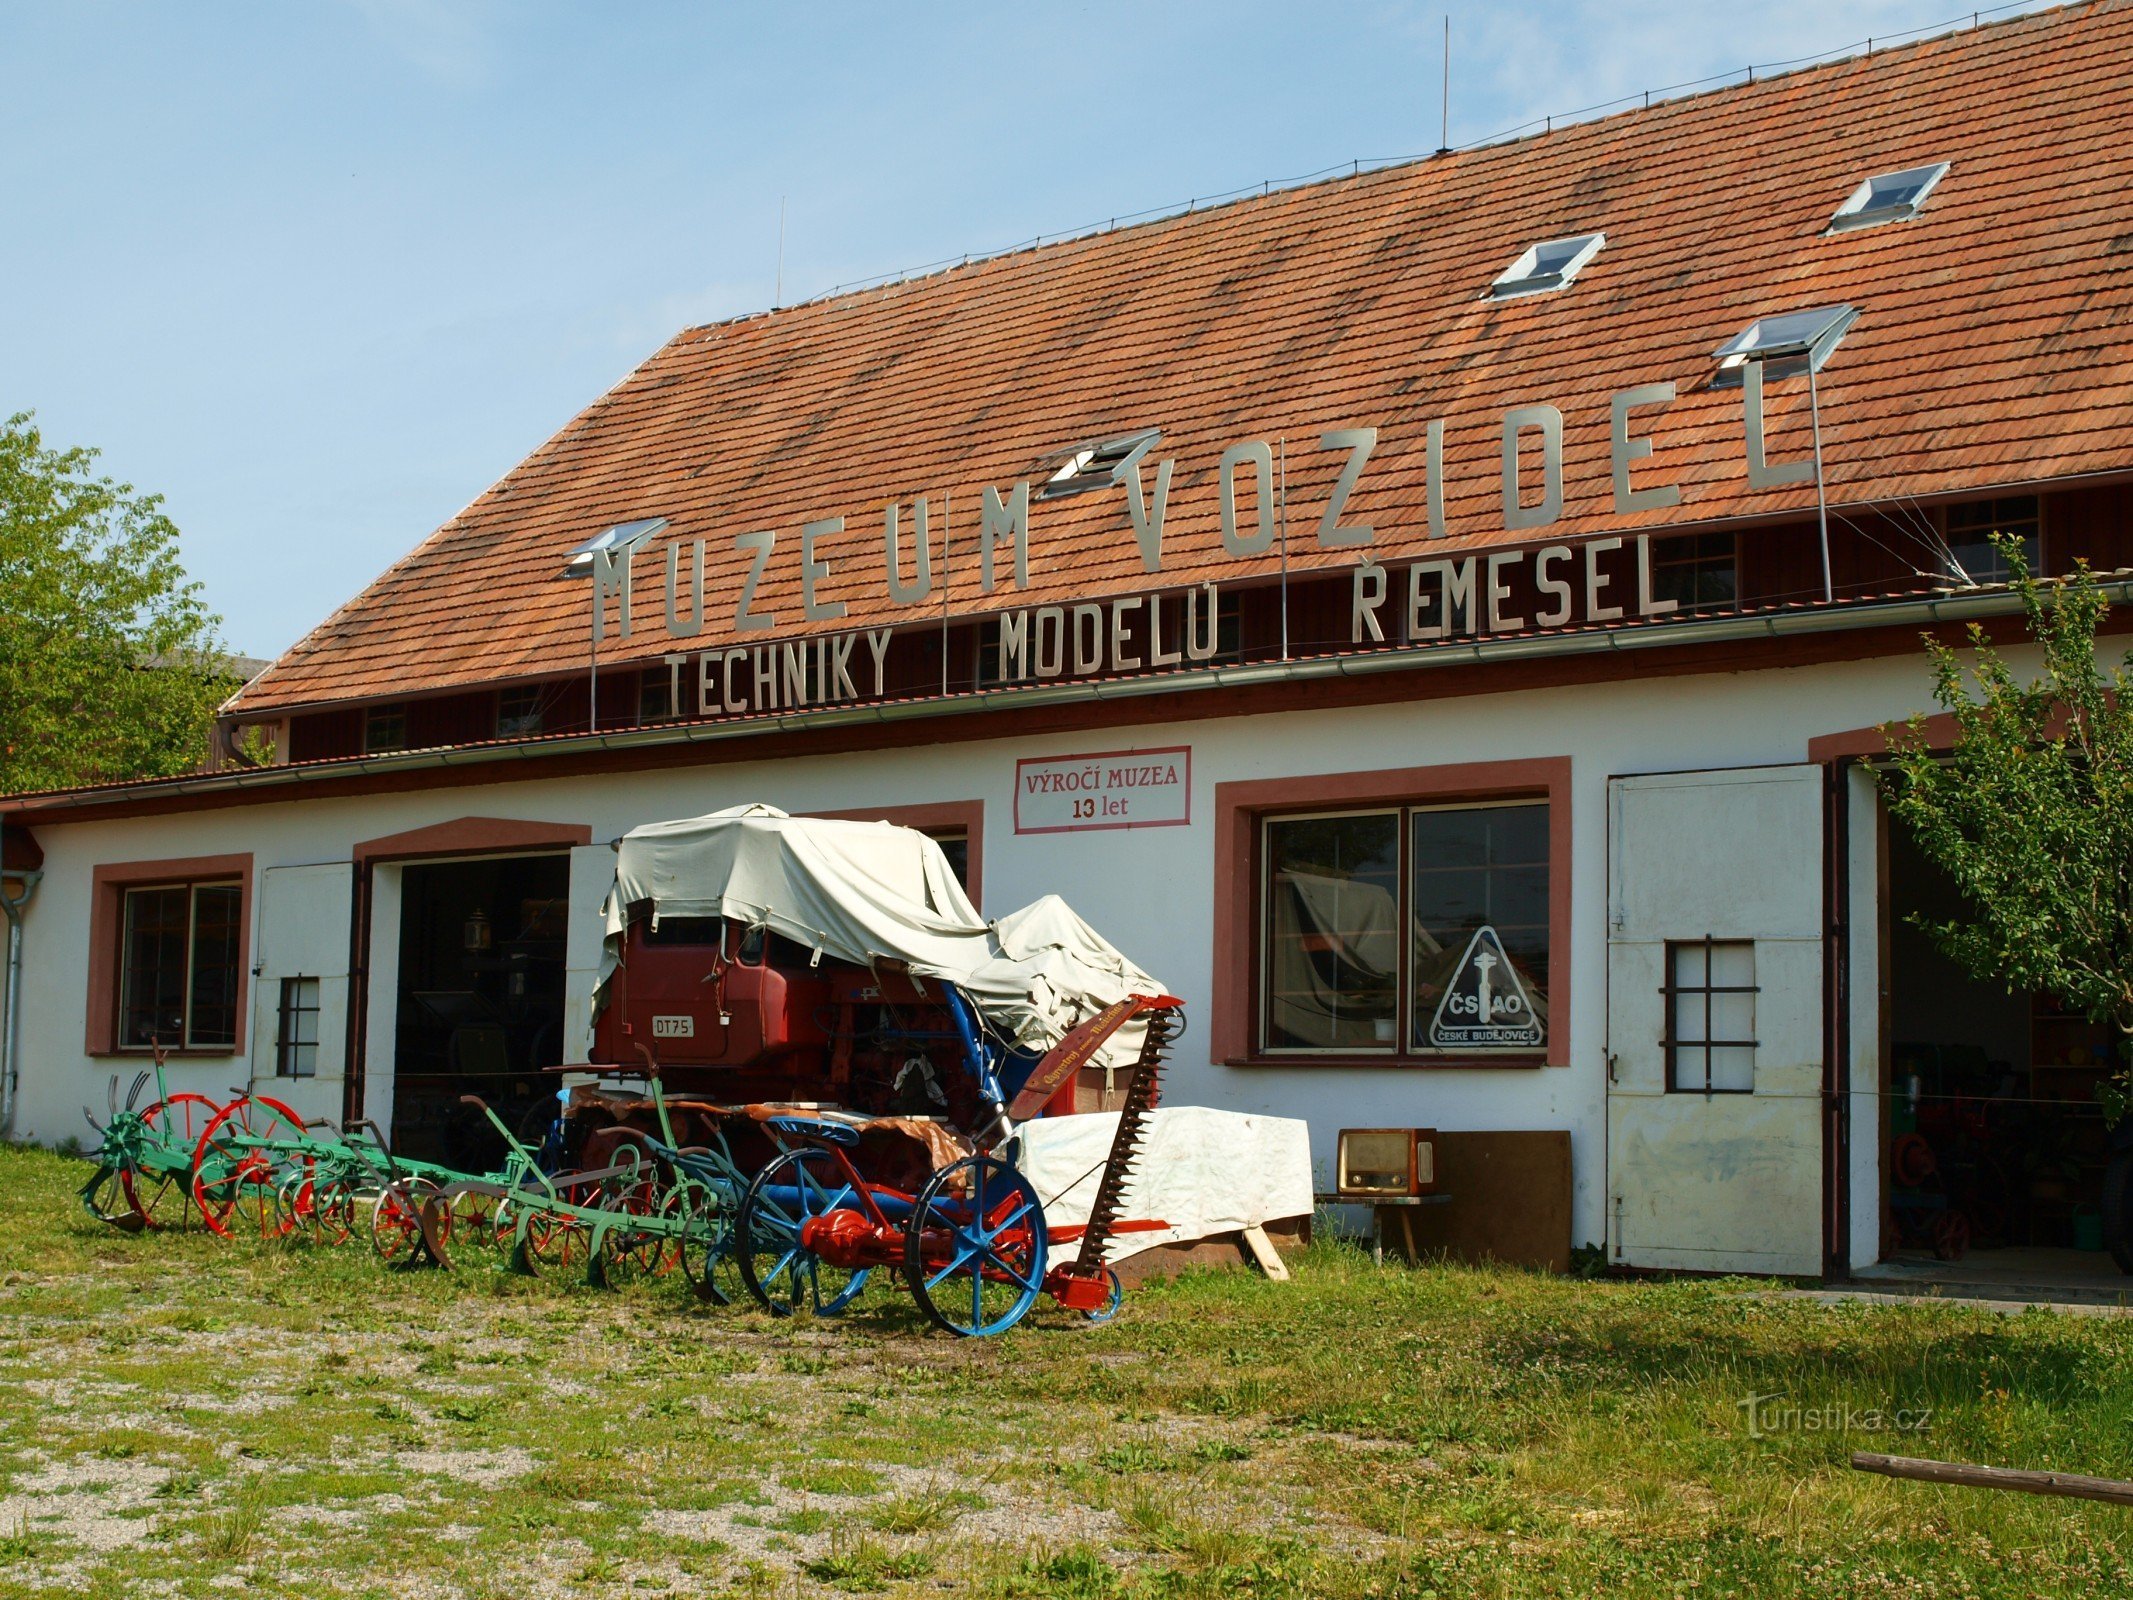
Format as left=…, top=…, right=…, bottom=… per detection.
left=596, top=806, right=1163, bottom=1067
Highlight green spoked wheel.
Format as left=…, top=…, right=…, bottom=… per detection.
left=734, top=1147, right=872, bottom=1318
left=904, top=1154, right=1048, bottom=1338
left=590, top=1178, right=667, bottom=1289
left=88, top=1093, right=219, bottom=1231
left=669, top=1181, right=737, bottom=1305
left=82, top=1165, right=144, bottom=1232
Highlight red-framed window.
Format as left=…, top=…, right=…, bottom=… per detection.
left=87, top=854, right=253, bottom=1057
left=1213, top=759, right=1571, bottom=1069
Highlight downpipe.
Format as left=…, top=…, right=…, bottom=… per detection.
left=0, top=859, right=41, bottom=1142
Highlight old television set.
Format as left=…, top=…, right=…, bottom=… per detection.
left=1336, top=1127, right=1437, bottom=1198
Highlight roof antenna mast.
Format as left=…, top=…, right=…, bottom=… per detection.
left=776, top=195, right=787, bottom=308
left=1437, top=15, right=1451, bottom=155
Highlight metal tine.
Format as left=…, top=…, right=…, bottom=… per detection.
left=126, top=1071, right=150, bottom=1112
left=107, top=1075, right=120, bottom=1118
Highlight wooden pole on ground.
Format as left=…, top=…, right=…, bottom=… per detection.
left=1851, top=1452, right=2133, bottom=1507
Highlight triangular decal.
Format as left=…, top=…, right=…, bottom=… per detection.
left=1427, top=925, right=1544, bottom=1049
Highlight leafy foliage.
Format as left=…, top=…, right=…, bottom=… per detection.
left=1883, top=541, right=2133, bottom=1120
left=0, top=412, right=229, bottom=793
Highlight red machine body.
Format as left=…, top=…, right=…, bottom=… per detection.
left=590, top=915, right=998, bottom=1126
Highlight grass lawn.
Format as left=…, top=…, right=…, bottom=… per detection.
left=1, top=1142, right=2130, bottom=1598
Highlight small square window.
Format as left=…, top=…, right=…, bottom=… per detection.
left=1488, top=233, right=1604, bottom=299
left=638, top=667, right=682, bottom=723
left=364, top=705, right=407, bottom=753
left=277, top=976, right=320, bottom=1078
left=1650, top=533, right=1740, bottom=616
left=1829, top=162, right=1948, bottom=232
left=497, top=687, right=544, bottom=738
left=1665, top=939, right=1757, bottom=1093
left=1944, top=496, right=2041, bottom=586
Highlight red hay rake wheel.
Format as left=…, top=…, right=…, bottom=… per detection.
left=371, top=1179, right=448, bottom=1263
left=190, top=1093, right=311, bottom=1241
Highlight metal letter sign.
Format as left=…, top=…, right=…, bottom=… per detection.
left=1428, top=925, right=1544, bottom=1050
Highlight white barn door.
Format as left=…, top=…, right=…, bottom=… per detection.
left=248, top=863, right=355, bottom=1126
left=1605, top=766, right=1824, bottom=1277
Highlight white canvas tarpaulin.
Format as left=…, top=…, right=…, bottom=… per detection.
left=595, top=806, right=1164, bottom=1069
left=1015, top=1108, right=1314, bottom=1262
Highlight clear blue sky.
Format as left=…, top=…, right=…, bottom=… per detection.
left=1, top=0, right=2057, bottom=657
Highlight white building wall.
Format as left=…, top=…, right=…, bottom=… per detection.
left=8, top=644, right=2041, bottom=1260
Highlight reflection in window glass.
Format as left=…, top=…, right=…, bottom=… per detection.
left=119, top=882, right=242, bottom=1049
left=497, top=687, right=544, bottom=737
left=120, top=887, right=190, bottom=1048
left=187, top=885, right=242, bottom=1047
left=1263, top=812, right=1400, bottom=1050
left=1409, top=804, right=1550, bottom=1051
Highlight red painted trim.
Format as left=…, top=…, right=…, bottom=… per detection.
left=1210, top=757, right=1573, bottom=1070
left=86, top=853, right=254, bottom=1057
left=1012, top=745, right=1191, bottom=835
left=804, top=800, right=985, bottom=909
left=1805, top=697, right=2090, bottom=763
left=351, top=815, right=593, bottom=864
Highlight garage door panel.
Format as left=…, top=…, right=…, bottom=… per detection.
left=1613, top=772, right=1822, bottom=939
left=1609, top=1097, right=1823, bottom=1275
left=248, top=863, right=354, bottom=1104
left=1606, top=766, right=1824, bottom=1276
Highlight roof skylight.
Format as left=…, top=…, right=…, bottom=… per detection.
left=1040, top=429, right=1159, bottom=498
left=1828, top=162, right=1948, bottom=232
left=562, top=516, right=668, bottom=576
left=1488, top=232, right=1605, bottom=299
left=1711, top=304, right=1858, bottom=386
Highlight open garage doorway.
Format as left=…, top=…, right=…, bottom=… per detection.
left=1872, top=811, right=2130, bottom=1296
left=389, top=854, right=569, bottom=1168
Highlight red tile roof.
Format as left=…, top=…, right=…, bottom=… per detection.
left=234, top=1, right=2133, bottom=715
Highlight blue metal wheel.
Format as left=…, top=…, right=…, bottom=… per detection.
left=905, top=1154, right=1047, bottom=1338
left=734, top=1147, right=873, bottom=1317
left=1081, top=1266, right=1124, bottom=1324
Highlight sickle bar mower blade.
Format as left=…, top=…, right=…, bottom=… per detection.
left=1068, top=1000, right=1178, bottom=1275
